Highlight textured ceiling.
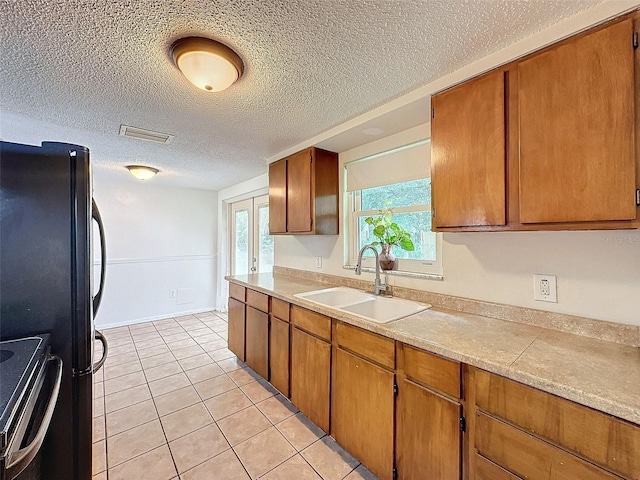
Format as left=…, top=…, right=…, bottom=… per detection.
left=0, top=0, right=603, bottom=190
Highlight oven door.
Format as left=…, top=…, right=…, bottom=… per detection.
left=1, top=355, right=62, bottom=480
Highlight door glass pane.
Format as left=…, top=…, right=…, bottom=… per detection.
left=257, top=204, right=274, bottom=273
left=234, top=209, right=249, bottom=275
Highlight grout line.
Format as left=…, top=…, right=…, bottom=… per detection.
left=128, top=321, right=180, bottom=478
left=99, top=311, right=239, bottom=479
left=104, top=316, right=208, bottom=475
left=507, top=330, right=545, bottom=369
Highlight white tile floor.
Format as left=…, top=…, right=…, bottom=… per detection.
left=93, top=311, right=378, bottom=479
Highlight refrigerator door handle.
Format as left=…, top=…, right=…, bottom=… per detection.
left=92, top=199, right=107, bottom=315
left=6, top=355, right=63, bottom=480
left=93, top=330, right=108, bottom=372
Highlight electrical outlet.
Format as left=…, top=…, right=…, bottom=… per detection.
left=316, top=256, right=322, bottom=268
left=540, top=279, right=550, bottom=296
left=533, top=274, right=557, bottom=303
left=169, top=289, right=176, bottom=298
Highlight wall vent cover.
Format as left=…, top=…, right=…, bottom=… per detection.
left=119, top=125, right=175, bottom=144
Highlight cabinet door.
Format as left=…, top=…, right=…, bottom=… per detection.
left=287, top=149, right=313, bottom=233
left=396, top=377, right=462, bottom=480
left=290, top=327, right=330, bottom=432
left=245, top=306, right=268, bottom=379
left=269, top=159, right=287, bottom=233
left=228, top=297, right=245, bottom=361
left=332, top=348, right=394, bottom=480
left=518, top=19, right=635, bottom=223
left=269, top=316, right=290, bottom=397
left=431, top=70, right=506, bottom=228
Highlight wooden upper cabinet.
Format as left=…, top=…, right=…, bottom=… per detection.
left=518, top=18, right=636, bottom=224
left=287, top=149, right=313, bottom=232
left=268, top=147, right=339, bottom=235
left=431, top=69, right=507, bottom=228
left=430, top=14, right=639, bottom=231
left=268, top=158, right=287, bottom=234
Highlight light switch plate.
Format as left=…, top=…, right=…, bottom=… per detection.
left=533, top=274, right=557, bottom=303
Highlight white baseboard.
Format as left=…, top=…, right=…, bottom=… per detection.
left=96, top=306, right=221, bottom=330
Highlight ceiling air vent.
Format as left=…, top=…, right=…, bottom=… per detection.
left=119, top=125, right=174, bottom=144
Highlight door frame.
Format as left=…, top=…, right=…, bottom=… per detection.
left=229, top=194, right=271, bottom=276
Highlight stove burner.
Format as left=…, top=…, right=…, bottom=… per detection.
left=0, top=350, right=14, bottom=363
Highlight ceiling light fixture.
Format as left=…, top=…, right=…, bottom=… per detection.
left=126, top=165, right=159, bottom=180
left=171, top=37, right=244, bottom=92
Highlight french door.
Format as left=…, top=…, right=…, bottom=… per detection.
left=230, top=195, right=273, bottom=276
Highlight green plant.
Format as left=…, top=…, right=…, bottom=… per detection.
left=364, top=207, right=415, bottom=251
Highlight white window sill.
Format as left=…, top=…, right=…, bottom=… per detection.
left=343, top=265, right=443, bottom=281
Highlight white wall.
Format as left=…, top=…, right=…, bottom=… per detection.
left=93, top=178, right=217, bottom=328
left=232, top=4, right=640, bottom=326
left=275, top=125, right=640, bottom=326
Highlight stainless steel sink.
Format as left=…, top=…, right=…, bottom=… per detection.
left=294, top=287, right=429, bottom=324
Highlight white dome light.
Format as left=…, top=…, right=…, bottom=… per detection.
left=171, top=37, right=244, bottom=92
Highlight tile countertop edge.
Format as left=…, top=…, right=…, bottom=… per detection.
left=225, top=274, right=640, bottom=425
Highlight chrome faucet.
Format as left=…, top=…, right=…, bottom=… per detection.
left=355, top=245, right=388, bottom=295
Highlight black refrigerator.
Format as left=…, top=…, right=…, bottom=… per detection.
left=0, top=141, right=108, bottom=480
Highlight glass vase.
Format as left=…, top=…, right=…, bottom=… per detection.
left=379, top=244, right=396, bottom=271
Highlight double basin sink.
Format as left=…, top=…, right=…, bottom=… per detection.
left=294, top=286, right=430, bottom=324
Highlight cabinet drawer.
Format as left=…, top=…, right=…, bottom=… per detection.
left=271, top=298, right=290, bottom=322
left=246, top=289, right=269, bottom=312
left=475, top=412, right=620, bottom=480
left=229, top=283, right=245, bottom=302
left=475, top=454, right=522, bottom=480
left=475, top=369, right=640, bottom=479
left=334, top=321, right=394, bottom=369
left=398, top=344, right=460, bottom=399
left=291, top=305, right=331, bottom=341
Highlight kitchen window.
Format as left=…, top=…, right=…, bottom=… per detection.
left=344, top=140, right=443, bottom=278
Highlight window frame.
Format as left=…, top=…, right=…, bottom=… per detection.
left=344, top=181, right=443, bottom=279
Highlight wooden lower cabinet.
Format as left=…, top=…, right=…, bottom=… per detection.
left=290, top=327, right=331, bottom=432
left=475, top=413, right=620, bottom=480
left=227, top=297, right=245, bottom=361
left=396, top=376, right=462, bottom=480
left=475, top=454, right=522, bottom=480
left=228, top=283, right=640, bottom=480
left=472, top=368, right=640, bottom=480
left=331, top=348, right=394, bottom=480
left=269, top=316, right=290, bottom=397
left=245, top=306, right=268, bottom=379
